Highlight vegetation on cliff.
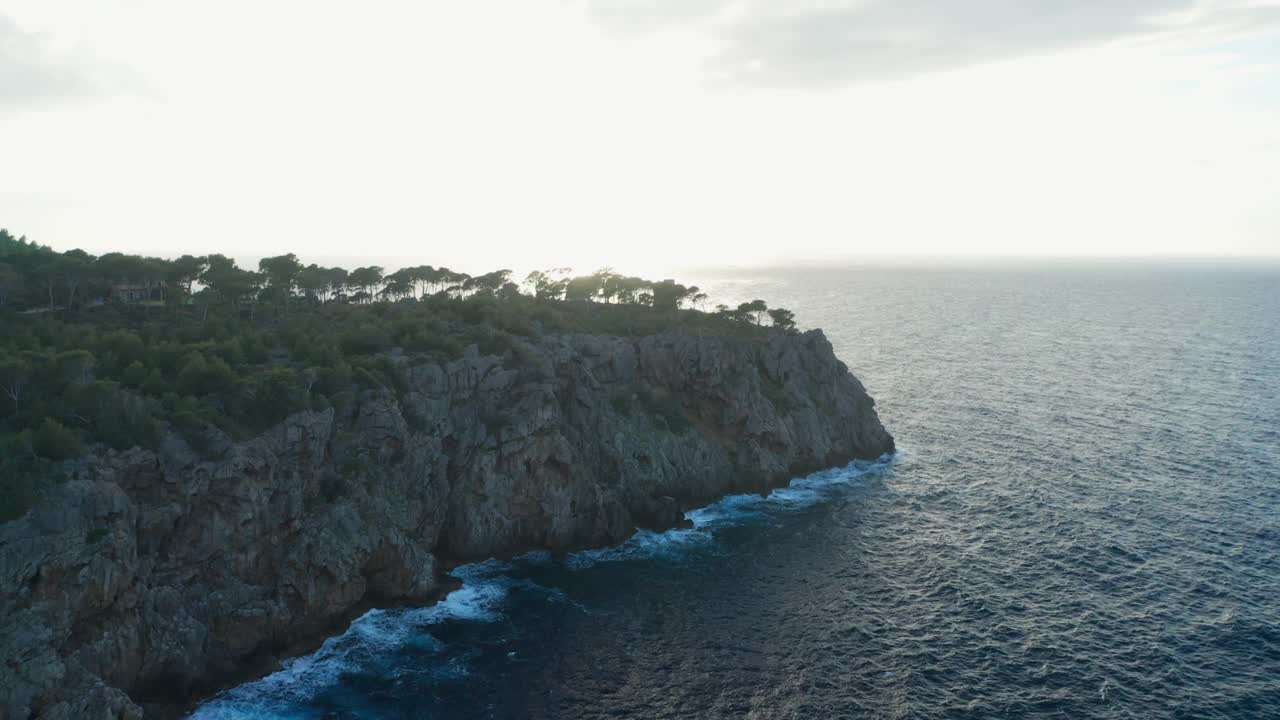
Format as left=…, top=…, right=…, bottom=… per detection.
left=0, top=228, right=800, bottom=521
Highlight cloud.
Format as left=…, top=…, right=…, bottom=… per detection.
left=0, top=12, right=136, bottom=106
left=589, top=0, right=1280, bottom=86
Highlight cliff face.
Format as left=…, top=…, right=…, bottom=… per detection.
left=0, top=329, right=893, bottom=719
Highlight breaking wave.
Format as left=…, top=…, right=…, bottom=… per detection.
left=191, top=456, right=895, bottom=718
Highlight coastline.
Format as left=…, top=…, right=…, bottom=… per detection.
left=186, top=453, right=899, bottom=717
left=2, top=328, right=893, bottom=719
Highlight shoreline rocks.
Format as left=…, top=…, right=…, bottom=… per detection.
left=0, top=328, right=893, bottom=719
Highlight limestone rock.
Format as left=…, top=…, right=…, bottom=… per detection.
left=0, top=328, right=892, bottom=718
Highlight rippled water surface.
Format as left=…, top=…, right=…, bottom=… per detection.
left=195, top=263, right=1280, bottom=719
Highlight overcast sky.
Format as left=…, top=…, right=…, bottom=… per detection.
left=2, top=0, right=1278, bottom=272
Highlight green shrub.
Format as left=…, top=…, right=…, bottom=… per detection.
left=147, top=342, right=189, bottom=374
left=140, top=369, right=170, bottom=396
left=246, top=368, right=306, bottom=427
left=121, top=360, right=148, bottom=388
left=407, top=332, right=464, bottom=359
left=96, top=392, right=161, bottom=450
left=241, top=335, right=271, bottom=364
left=351, top=357, right=406, bottom=396
left=314, top=364, right=352, bottom=396
left=31, top=417, right=81, bottom=460
left=100, top=330, right=146, bottom=373
left=208, top=338, right=245, bottom=365
left=340, top=326, right=392, bottom=356
left=178, top=353, right=236, bottom=396
left=475, top=330, right=513, bottom=357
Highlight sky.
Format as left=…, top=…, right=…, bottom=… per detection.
left=1, top=0, right=1279, bottom=274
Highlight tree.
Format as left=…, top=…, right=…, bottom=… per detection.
left=94, top=252, right=157, bottom=302
left=463, top=269, right=512, bottom=297
left=652, top=279, right=697, bottom=311
left=31, top=417, right=81, bottom=460
left=0, top=263, right=18, bottom=307
left=768, top=308, right=797, bottom=332
left=347, top=266, right=384, bottom=303
left=326, top=267, right=350, bottom=302
left=54, top=350, right=96, bottom=385
left=201, top=255, right=263, bottom=307
left=192, top=287, right=217, bottom=322
left=407, top=265, right=436, bottom=299
left=497, top=281, right=521, bottom=301
left=426, top=266, right=455, bottom=295
left=229, top=267, right=265, bottom=307
left=30, top=251, right=65, bottom=311
left=441, top=270, right=471, bottom=298
left=259, top=253, right=302, bottom=313
left=565, top=273, right=604, bottom=302
left=380, top=273, right=414, bottom=301
left=592, top=269, right=621, bottom=303
left=525, top=268, right=571, bottom=300
left=60, top=249, right=94, bottom=309
left=0, top=230, right=48, bottom=308
left=247, top=368, right=306, bottom=426
left=738, top=299, right=768, bottom=325
left=600, top=273, right=630, bottom=304
left=718, top=304, right=749, bottom=323
left=168, top=255, right=208, bottom=302
left=0, top=354, right=31, bottom=415
left=383, top=269, right=416, bottom=301
left=259, top=253, right=302, bottom=289
left=296, top=264, right=331, bottom=303
left=177, top=353, right=236, bottom=396
left=612, top=276, right=649, bottom=305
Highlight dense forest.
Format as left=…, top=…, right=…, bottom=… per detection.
left=0, top=228, right=798, bottom=520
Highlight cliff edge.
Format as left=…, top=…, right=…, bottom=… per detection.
left=0, top=328, right=892, bottom=719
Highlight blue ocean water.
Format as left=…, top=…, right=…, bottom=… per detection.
left=193, top=263, right=1280, bottom=719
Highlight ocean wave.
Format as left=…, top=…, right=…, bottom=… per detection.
left=190, top=571, right=511, bottom=718
left=191, top=455, right=896, bottom=718
left=566, top=454, right=897, bottom=570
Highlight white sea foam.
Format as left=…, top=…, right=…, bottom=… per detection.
left=191, top=454, right=896, bottom=717
left=567, top=455, right=896, bottom=569
left=191, top=574, right=510, bottom=718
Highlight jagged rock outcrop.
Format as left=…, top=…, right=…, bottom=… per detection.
left=0, top=329, right=892, bottom=719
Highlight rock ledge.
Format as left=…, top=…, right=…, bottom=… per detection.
left=0, top=329, right=892, bottom=718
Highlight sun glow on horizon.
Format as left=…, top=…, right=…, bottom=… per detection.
left=2, top=1, right=1278, bottom=267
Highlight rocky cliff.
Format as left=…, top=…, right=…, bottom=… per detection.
left=0, top=328, right=893, bottom=719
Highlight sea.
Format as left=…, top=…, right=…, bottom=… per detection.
left=192, top=261, right=1280, bottom=719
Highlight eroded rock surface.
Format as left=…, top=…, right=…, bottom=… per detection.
left=0, top=329, right=892, bottom=718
